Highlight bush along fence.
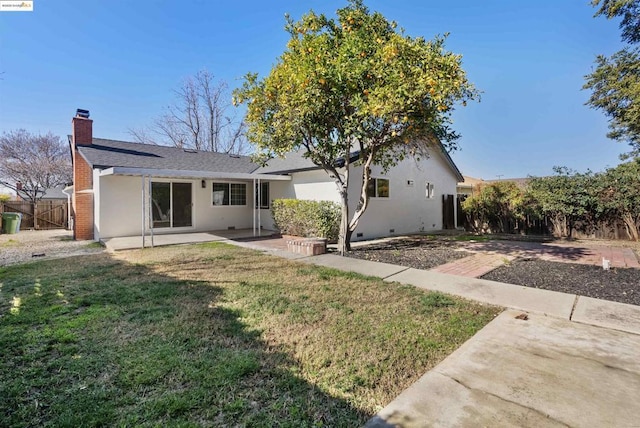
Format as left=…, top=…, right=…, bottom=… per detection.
left=461, top=161, right=640, bottom=241
left=271, top=199, right=341, bottom=242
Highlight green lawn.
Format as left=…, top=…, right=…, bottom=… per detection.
left=0, top=242, right=500, bottom=426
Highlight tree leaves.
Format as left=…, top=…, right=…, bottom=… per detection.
left=585, top=0, right=640, bottom=157
left=235, top=0, right=476, bottom=252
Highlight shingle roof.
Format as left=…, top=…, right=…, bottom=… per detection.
left=255, top=150, right=361, bottom=174
left=75, top=137, right=464, bottom=182
left=77, top=138, right=259, bottom=174
left=254, top=150, right=317, bottom=174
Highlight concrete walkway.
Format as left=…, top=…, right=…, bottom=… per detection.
left=366, top=309, right=640, bottom=428
left=229, top=238, right=640, bottom=427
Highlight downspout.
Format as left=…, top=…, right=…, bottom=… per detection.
left=62, top=185, right=73, bottom=231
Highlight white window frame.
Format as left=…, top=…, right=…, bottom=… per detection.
left=368, top=177, right=390, bottom=198
left=212, top=181, right=247, bottom=206
left=256, top=181, right=270, bottom=209
left=426, top=182, right=435, bottom=199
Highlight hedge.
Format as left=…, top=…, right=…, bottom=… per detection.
left=271, top=199, right=341, bottom=241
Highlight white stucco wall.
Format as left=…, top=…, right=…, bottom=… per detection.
left=96, top=175, right=260, bottom=239
left=94, top=150, right=459, bottom=241
left=346, top=151, right=459, bottom=240
left=260, top=151, right=459, bottom=241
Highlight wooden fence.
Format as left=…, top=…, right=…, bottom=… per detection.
left=0, top=200, right=69, bottom=230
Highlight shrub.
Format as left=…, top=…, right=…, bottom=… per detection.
left=271, top=199, right=341, bottom=241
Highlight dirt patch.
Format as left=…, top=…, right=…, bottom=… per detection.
left=482, top=258, right=640, bottom=306
left=345, top=236, right=471, bottom=270
left=0, top=229, right=104, bottom=267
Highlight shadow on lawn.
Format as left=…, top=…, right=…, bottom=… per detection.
left=0, top=253, right=366, bottom=426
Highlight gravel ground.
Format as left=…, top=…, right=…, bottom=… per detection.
left=346, top=236, right=471, bottom=270
left=0, top=229, right=104, bottom=267
left=482, top=258, right=640, bottom=306
left=345, top=235, right=640, bottom=307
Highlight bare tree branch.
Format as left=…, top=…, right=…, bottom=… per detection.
left=129, top=69, right=251, bottom=154
left=0, top=130, right=71, bottom=203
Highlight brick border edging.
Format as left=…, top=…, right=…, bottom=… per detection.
left=285, top=237, right=327, bottom=256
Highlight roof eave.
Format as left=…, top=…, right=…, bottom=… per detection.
left=99, top=167, right=292, bottom=181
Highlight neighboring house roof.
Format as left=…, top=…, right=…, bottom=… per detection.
left=0, top=184, right=15, bottom=196
left=39, top=187, right=69, bottom=200
left=457, top=176, right=532, bottom=195
left=491, top=177, right=531, bottom=188
left=17, top=186, right=69, bottom=200
left=459, top=176, right=531, bottom=187
left=76, top=138, right=258, bottom=174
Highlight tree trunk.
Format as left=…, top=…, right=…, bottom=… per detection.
left=621, top=212, right=639, bottom=241
left=337, top=189, right=351, bottom=254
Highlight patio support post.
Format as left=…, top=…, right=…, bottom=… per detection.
left=149, top=175, right=154, bottom=248
left=141, top=175, right=145, bottom=248
left=258, top=178, right=262, bottom=236
left=252, top=178, right=256, bottom=237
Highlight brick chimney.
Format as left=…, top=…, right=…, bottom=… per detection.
left=71, top=109, right=94, bottom=240
left=72, top=109, right=92, bottom=146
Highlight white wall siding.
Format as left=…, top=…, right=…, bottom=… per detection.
left=96, top=175, right=259, bottom=238
left=95, top=149, right=459, bottom=241
left=195, top=180, right=254, bottom=231
left=291, top=170, right=340, bottom=203
left=97, top=175, right=145, bottom=239
left=260, top=151, right=459, bottom=241
left=93, top=169, right=101, bottom=241
left=347, top=152, right=459, bottom=240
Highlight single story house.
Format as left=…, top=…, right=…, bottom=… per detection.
left=69, top=109, right=464, bottom=242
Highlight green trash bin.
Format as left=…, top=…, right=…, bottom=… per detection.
left=2, top=212, right=22, bottom=234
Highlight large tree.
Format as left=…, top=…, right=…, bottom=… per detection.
left=598, top=160, right=640, bottom=240
left=527, top=167, right=599, bottom=238
left=0, top=130, right=71, bottom=203
left=584, top=0, right=640, bottom=157
left=130, top=70, right=250, bottom=154
left=235, top=0, right=476, bottom=253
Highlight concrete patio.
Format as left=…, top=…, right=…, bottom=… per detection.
left=101, top=229, right=278, bottom=251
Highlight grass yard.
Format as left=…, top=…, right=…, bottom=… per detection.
left=0, top=242, right=500, bottom=426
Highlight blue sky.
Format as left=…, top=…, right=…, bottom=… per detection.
left=0, top=0, right=628, bottom=179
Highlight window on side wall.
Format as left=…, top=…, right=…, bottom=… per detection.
left=212, top=182, right=246, bottom=206
left=255, top=181, right=270, bottom=209
left=367, top=178, right=390, bottom=198
left=426, top=182, right=435, bottom=199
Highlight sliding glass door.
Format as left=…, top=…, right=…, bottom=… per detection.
left=151, top=182, right=192, bottom=229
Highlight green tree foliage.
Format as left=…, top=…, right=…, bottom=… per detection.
left=528, top=167, right=599, bottom=238
left=584, top=0, right=640, bottom=156
left=462, top=163, right=640, bottom=241
left=235, top=0, right=476, bottom=253
left=461, top=181, right=526, bottom=234
left=598, top=160, right=640, bottom=240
